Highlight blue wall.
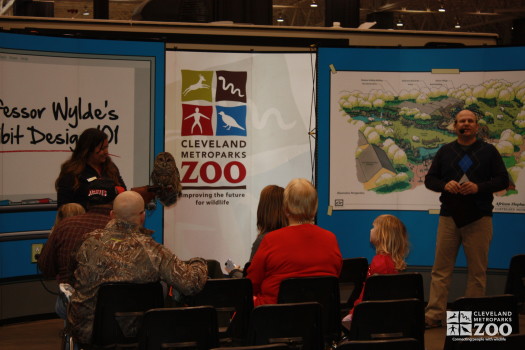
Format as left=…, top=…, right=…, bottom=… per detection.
left=316, top=46, right=525, bottom=269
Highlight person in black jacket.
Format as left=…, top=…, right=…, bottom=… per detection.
left=424, top=109, right=509, bottom=328
left=55, top=128, right=126, bottom=209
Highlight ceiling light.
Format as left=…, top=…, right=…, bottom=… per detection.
left=455, top=22, right=461, bottom=29
left=438, top=5, right=445, bottom=13
left=396, top=19, right=404, bottom=27
left=277, top=15, right=284, bottom=23
left=310, top=0, right=318, bottom=8
left=82, top=7, right=90, bottom=16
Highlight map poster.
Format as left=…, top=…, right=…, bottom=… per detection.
left=330, top=70, right=525, bottom=213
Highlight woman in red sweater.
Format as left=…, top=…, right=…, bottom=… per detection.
left=247, top=178, right=343, bottom=306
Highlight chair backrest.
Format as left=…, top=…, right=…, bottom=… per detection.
left=247, top=302, right=324, bottom=350
left=504, top=333, right=525, bottom=349
left=362, top=272, right=424, bottom=302
left=339, top=257, right=368, bottom=307
left=211, top=344, right=291, bottom=350
left=139, top=306, right=220, bottom=350
left=349, top=298, right=425, bottom=350
left=187, top=278, right=254, bottom=345
left=443, top=294, right=520, bottom=350
left=504, top=254, right=525, bottom=304
left=337, top=337, right=419, bottom=350
left=452, top=294, right=519, bottom=333
left=277, top=275, right=341, bottom=345
left=445, top=294, right=520, bottom=347
left=91, top=281, right=164, bottom=347
left=207, top=259, right=226, bottom=278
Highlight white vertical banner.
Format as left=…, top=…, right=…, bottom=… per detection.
left=165, top=51, right=315, bottom=266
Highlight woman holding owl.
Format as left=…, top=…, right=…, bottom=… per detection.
left=55, top=128, right=126, bottom=209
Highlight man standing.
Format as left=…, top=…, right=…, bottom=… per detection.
left=38, top=179, right=117, bottom=319
left=424, top=109, right=509, bottom=328
left=68, top=191, right=207, bottom=345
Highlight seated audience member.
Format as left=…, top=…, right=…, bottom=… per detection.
left=38, top=179, right=118, bottom=319
left=68, top=191, right=208, bottom=345
left=247, top=178, right=343, bottom=306
left=227, top=185, right=287, bottom=278
left=251, top=184, right=288, bottom=260
left=53, top=203, right=85, bottom=230
left=342, top=214, right=409, bottom=328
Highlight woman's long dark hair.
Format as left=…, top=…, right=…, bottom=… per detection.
left=256, top=185, right=287, bottom=235
left=55, top=128, right=121, bottom=191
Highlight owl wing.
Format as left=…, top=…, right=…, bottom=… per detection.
left=151, top=168, right=160, bottom=187
left=174, top=161, right=182, bottom=196
left=151, top=152, right=165, bottom=187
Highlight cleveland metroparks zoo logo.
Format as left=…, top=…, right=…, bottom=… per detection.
left=446, top=310, right=513, bottom=338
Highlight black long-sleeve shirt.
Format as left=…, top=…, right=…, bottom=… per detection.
left=57, top=164, right=126, bottom=209
left=425, top=139, right=509, bottom=227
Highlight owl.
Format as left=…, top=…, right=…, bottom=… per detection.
left=151, top=152, right=182, bottom=207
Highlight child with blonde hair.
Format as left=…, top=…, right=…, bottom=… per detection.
left=50, top=202, right=85, bottom=237
left=369, top=214, right=409, bottom=272
left=53, top=203, right=85, bottom=228
left=343, top=214, right=409, bottom=326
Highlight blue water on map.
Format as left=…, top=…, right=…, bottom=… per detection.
left=353, top=115, right=386, bottom=123
left=418, top=146, right=441, bottom=160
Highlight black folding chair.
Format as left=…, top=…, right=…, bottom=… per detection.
left=277, top=275, right=341, bottom=347
left=247, top=302, right=324, bottom=350
left=139, top=306, right=220, bottom=350
left=207, top=259, right=226, bottom=279
left=348, top=298, right=425, bottom=350
left=339, top=258, right=368, bottom=311
left=444, top=294, right=520, bottom=350
left=337, top=337, right=419, bottom=350
left=504, top=254, right=525, bottom=311
left=69, top=281, right=164, bottom=349
left=451, top=294, right=519, bottom=334
left=187, top=278, right=254, bottom=346
left=361, top=272, right=424, bottom=301
left=211, top=344, right=290, bottom=350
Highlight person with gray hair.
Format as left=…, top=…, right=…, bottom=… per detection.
left=247, top=178, right=343, bottom=306
left=68, top=191, right=208, bottom=345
